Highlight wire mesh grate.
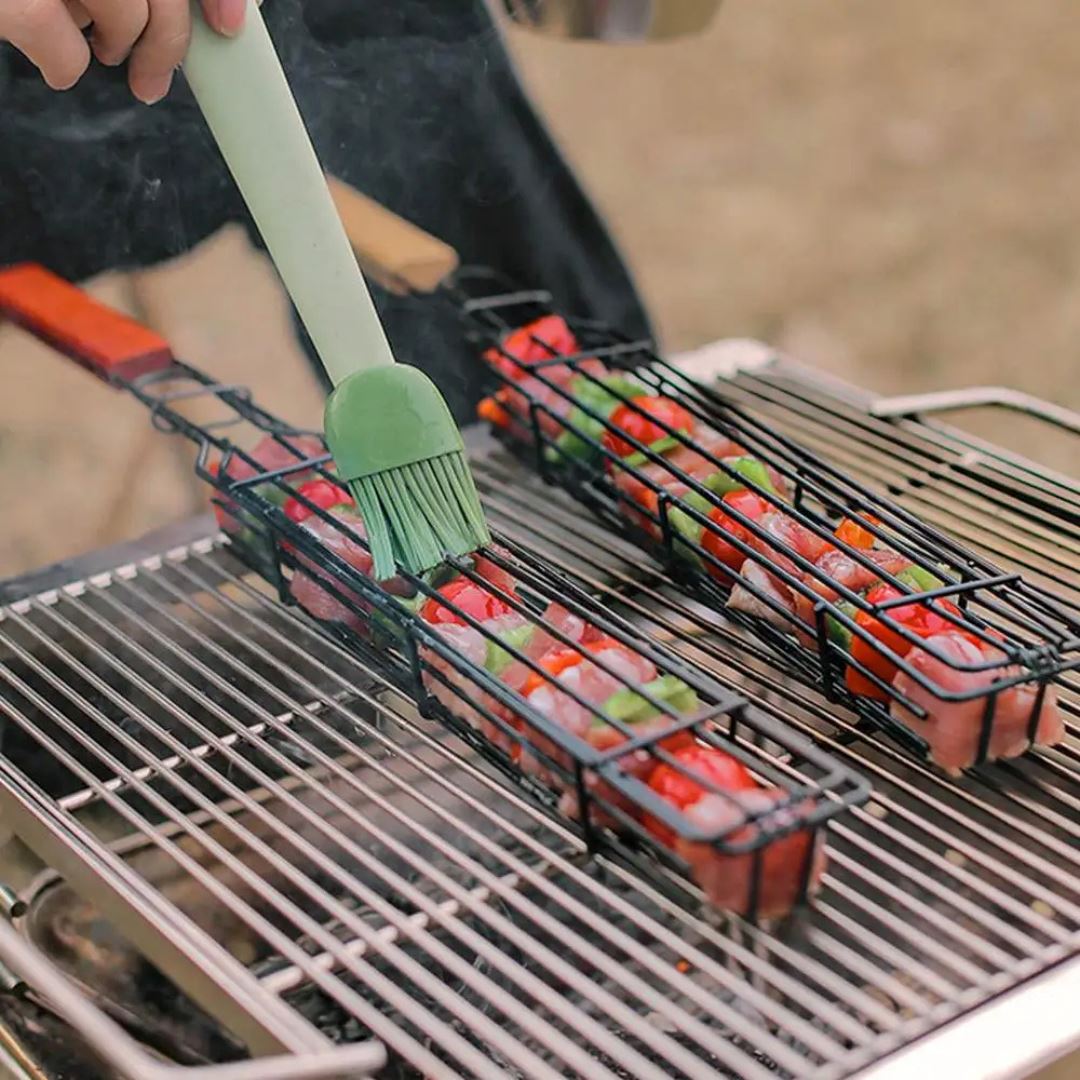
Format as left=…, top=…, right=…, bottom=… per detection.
left=0, top=269, right=1073, bottom=1077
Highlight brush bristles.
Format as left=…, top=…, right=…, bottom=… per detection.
left=348, top=452, right=491, bottom=580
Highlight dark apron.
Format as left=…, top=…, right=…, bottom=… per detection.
left=0, top=0, right=651, bottom=422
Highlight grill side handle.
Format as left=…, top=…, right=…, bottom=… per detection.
left=870, top=386, right=1080, bottom=437
left=326, top=178, right=460, bottom=295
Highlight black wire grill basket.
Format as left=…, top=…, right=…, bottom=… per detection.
left=449, top=269, right=1078, bottom=768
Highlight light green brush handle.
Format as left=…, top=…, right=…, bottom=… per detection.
left=182, top=0, right=395, bottom=385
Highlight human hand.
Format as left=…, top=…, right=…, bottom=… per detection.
left=1, top=0, right=247, bottom=104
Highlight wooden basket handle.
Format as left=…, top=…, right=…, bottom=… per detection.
left=325, top=177, right=459, bottom=295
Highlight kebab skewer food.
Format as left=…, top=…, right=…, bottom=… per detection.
left=209, top=435, right=825, bottom=918
left=477, top=318, right=1065, bottom=774
left=410, top=551, right=824, bottom=919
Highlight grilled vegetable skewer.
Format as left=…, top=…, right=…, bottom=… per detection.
left=477, top=317, right=1065, bottom=773
left=209, top=438, right=827, bottom=919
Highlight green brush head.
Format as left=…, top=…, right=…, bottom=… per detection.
left=325, top=365, right=491, bottom=579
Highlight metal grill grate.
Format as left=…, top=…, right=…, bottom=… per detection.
left=0, top=543, right=899, bottom=1079
left=712, top=364, right=1079, bottom=597
left=0, top=393, right=1075, bottom=1076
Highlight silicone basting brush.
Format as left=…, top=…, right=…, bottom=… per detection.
left=182, top=1, right=490, bottom=578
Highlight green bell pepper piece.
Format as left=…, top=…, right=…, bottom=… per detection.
left=485, top=623, right=536, bottom=677
left=622, top=435, right=680, bottom=469
left=704, top=456, right=779, bottom=498
left=825, top=600, right=857, bottom=651
left=547, top=375, right=647, bottom=462
left=596, top=674, right=700, bottom=728
left=666, top=507, right=707, bottom=570
left=545, top=405, right=602, bottom=463
left=668, top=506, right=704, bottom=546
left=573, top=373, right=643, bottom=411
left=896, top=564, right=945, bottom=593
left=683, top=490, right=714, bottom=515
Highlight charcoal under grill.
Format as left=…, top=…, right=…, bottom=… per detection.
left=0, top=340, right=1073, bottom=1079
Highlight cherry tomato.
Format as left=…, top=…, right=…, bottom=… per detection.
left=835, top=514, right=881, bottom=551
left=644, top=743, right=758, bottom=847
left=602, top=396, right=696, bottom=459
left=283, top=478, right=354, bottom=525
left=421, top=577, right=516, bottom=626
left=482, top=315, right=580, bottom=381
left=701, top=491, right=772, bottom=581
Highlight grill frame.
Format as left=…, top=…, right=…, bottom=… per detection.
left=1, top=540, right=869, bottom=1080
left=0, top=457, right=1075, bottom=1078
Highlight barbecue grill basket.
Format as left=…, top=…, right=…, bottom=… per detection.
left=169, top=400, right=865, bottom=900
left=454, top=270, right=1079, bottom=767
left=0, top=265, right=868, bottom=922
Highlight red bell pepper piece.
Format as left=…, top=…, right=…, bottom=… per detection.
left=835, top=514, right=881, bottom=550
left=421, top=576, right=517, bottom=627
left=482, top=315, right=580, bottom=381
left=282, top=478, right=354, bottom=525
left=701, top=490, right=772, bottom=581
left=602, top=396, right=696, bottom=459
left=477, top=393, right=513, bottom=429
left=845, top=584, right=963, bottom=699
left=643, top=743, right=757, bottom=847
left=518, top=637, right=628, bottom=698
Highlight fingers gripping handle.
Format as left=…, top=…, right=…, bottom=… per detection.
left=0, top=264, right=174, bottom=383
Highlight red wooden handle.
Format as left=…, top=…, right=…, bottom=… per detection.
left=0, top=264, right=174, bottom=383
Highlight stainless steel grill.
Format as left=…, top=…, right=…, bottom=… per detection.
left=0, top=349, right=1074, bottom=1079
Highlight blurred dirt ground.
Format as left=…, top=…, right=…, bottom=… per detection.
left=2, top=0, right=1078, bottom=579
